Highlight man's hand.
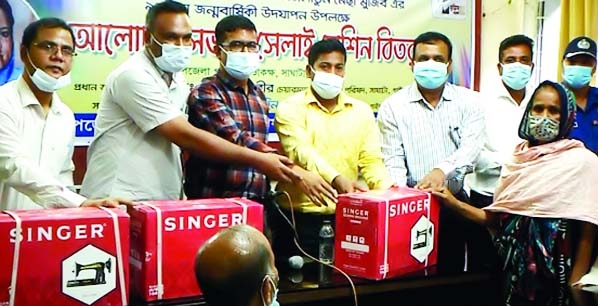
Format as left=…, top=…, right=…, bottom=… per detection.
left=80, top=197, right=134, bottom=208
left=332, top=175, right=369, bottom=194
left=292, top=166, right=338, bottom=207
left=415, top=168, right=446, bottom=190
left=255, top=153, right=301, bottom=183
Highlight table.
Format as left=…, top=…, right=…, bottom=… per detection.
left=134, top=262, right=502, bottom=306
left=132, top=257, right=598, bottom=306
left=275, top=263, right=500, bottom=306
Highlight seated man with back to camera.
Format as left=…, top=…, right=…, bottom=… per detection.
left=195, top=224, right=280, bottom=306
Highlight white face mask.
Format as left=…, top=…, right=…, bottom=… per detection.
left=26, top=52, right=71, bottom=93
left=150, top=35, right=192, bottom=73
left=220, top=47, right=260, bottom=80
left=310, top=67, right=344, bottom=99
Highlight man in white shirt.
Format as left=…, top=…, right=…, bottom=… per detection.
left=377, top=31, right=484, bottom=273
left=0, top=18, right=130, bottom=210
left=465, top=34, right=534, bottom=271
left=468, top=35, right=533, bottom=205
left=81, top=1, right=299, bottom=201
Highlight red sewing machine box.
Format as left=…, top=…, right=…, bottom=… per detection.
left=129, top=198, right=264, bottom=302
left=335, top=187, right=440, bottom=280
left=0, top=207, right=130, bottom=306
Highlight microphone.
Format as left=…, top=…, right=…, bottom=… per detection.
left=288, top=270, right=304, bottom=284
left=288, top=255, right=304, bottom=269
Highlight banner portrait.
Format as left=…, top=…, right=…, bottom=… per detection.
left=15, top=0, right=476, bottom=145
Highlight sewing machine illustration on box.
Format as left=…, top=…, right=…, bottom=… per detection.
left=413, top=227, right=432, bottom=250
left=66, top=259, right=112, bottom=287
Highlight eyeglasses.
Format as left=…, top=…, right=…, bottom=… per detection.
left=33, top=41, right=77, bottom=57
left=220, top=40, right=261, bottom=53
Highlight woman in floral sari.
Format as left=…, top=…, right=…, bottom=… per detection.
left=430, top=80, right=598, bottom=306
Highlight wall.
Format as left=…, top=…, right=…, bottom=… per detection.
left=74, top=0, right=546, bottom=186
left=479, top=0, right=541, bottom=92
left=537, top=0, right=561, bottom=83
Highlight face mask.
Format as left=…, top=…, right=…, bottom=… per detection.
left=26, top=52, right=71, bottom=92
left=268, top=287, right=279, bottom=306
left=150, top=35, right=192, bottom=73
left=413, top=60, right=448, bottom=90
left=528, top=115, right=560, bottom=142
left=262, top=276, right=279, bottom=306
left=310, top=67, right=344, bottom=99
left=501, top=62, right=532, bottom=90
left=220, top=47, right=260, bottom=80
left=563, top=65, right=593, bottom=89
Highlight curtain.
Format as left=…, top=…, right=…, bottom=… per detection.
left=558, top=0, right=598, bottom=81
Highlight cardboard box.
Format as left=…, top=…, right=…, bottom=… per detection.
left=129, top=198, right=264, bottom=302
left=0, top=207, right=130, bottom=306
left=335, top=188, right=439, bottom=280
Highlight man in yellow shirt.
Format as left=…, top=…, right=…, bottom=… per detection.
left=272, top=38, right=393, bottom=259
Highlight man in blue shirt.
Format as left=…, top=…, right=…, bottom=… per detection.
left=562, top=36, right=598, bottom=153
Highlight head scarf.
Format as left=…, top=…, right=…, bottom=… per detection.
left=0, top=52, right=18, bottom=84
left=518, top=80, right=576, bottom=146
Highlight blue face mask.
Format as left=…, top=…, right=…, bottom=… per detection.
left=501, top=62, right=532, bottom=90
left=413, top=60, right=448, bottom=89
left=563, top=65, right=593, bottom=89
left=269, top=287, right=279, bottom=306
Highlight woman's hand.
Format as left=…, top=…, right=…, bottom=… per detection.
left=427, top=186, right=460, bottom=208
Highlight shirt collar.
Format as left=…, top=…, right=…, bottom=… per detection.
left=17, top=75, right=63, bottom=115
left=304, top=87, right=353, bottom=112
left=495, top=79, right=532, bottom=108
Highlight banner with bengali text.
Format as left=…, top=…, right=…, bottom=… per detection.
left=9, top=0, right=476, bottom=145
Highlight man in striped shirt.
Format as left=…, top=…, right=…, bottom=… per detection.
left=377, top=31, right=484, bottom=273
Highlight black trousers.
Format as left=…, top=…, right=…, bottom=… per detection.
left=436, top=189, right=496, bottom=273
left=466, top=190, right=500, bottom=272
left=436, top=189, right=469, bottom=273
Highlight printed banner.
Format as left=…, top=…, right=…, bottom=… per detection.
left=2, top=0, right=475, bottom=145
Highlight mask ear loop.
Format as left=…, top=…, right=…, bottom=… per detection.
left=25, top=51, right=40, bottom=76
left=218, top=45, right=229, bottom=55
left=308, top=66, right=317, bottom=80
left=259, top=274, right=275, bottom=306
